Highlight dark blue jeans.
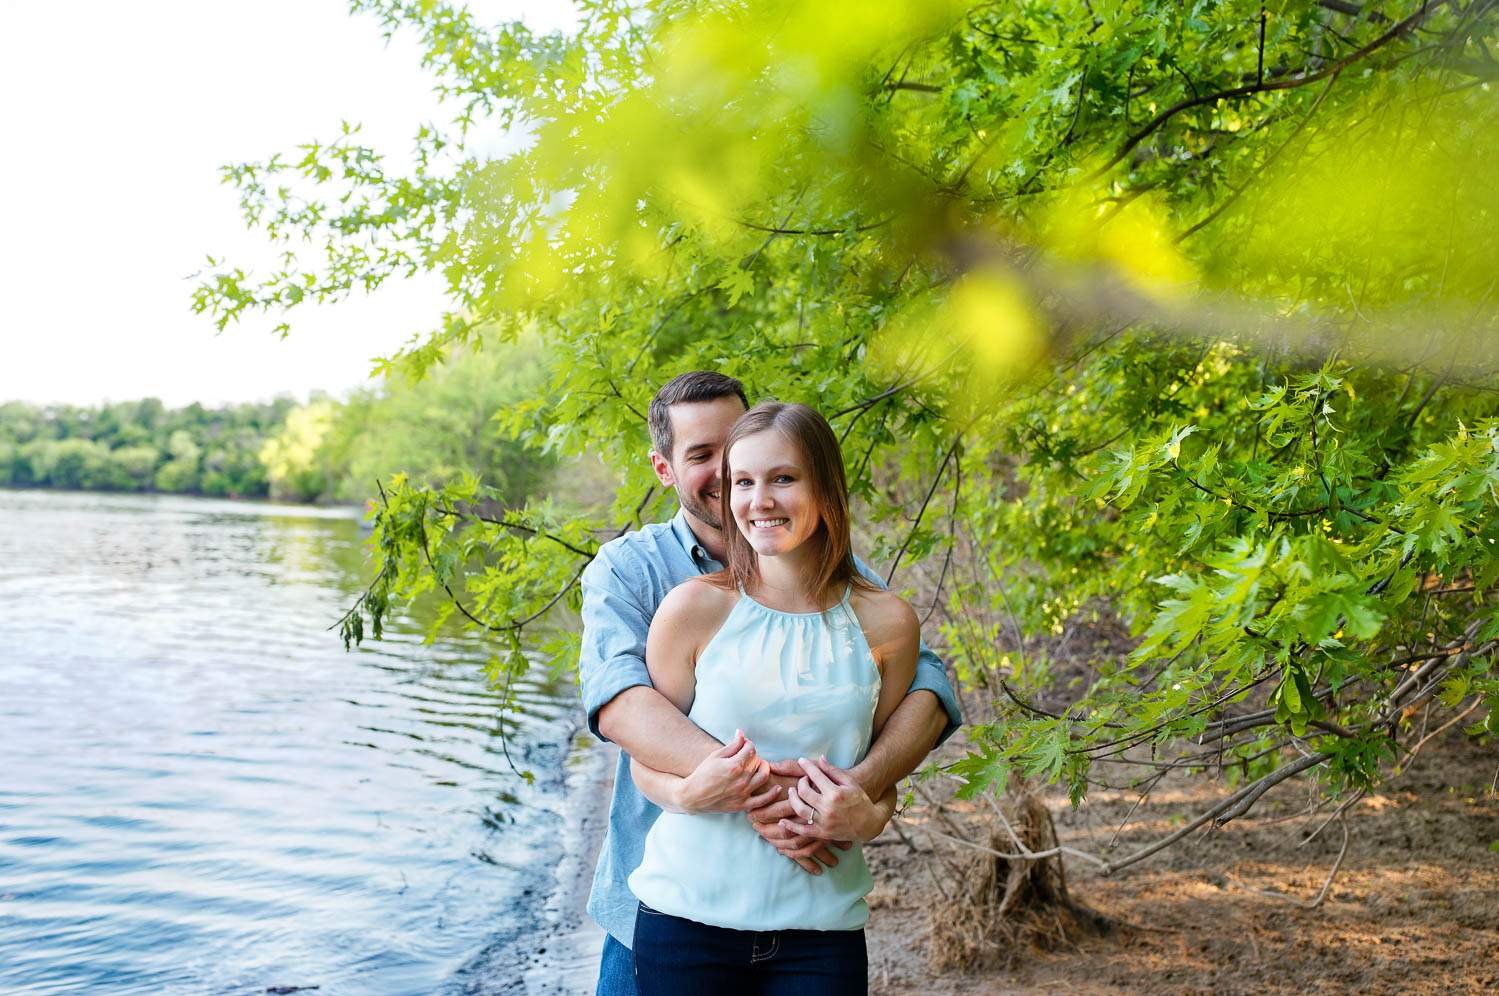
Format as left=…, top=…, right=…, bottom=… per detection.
left=632, top=903, right=866, bottom=995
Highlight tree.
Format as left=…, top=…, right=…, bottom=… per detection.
left=260, top=400, right=336, bottom=501
left=154, top=429, right=203, bottom=493
left=109, top=444, right=161, bottom=491
left=315, top=334, right=561, bottom=503
left=0, top=399, right=297, bottom=499
left=197, top=0, right=1498, bottom=912
left=30, top=438, right=110, bottom=489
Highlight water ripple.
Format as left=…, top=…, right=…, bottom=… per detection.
left=0, top=490, right=577, bottom=995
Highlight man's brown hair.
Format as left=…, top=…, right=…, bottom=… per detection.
left=647, top=371, right=749, bottom=459
left=711, top=401, right=875, bottom=608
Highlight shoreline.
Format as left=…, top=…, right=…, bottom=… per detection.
left=443, top=723, right=614, bottom=996
left=515, top=731, right=614, bottom=995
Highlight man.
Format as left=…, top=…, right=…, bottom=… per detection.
left=580, top=371, right=962, bottom=995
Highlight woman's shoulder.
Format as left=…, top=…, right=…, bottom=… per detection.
left=848, top=586, right=919, bottom=648
left=654, top=575, right=738, bottom=633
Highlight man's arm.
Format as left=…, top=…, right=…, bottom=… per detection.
left=750, top=693, right=942, bottom=849
left=748, top=676, right=949, bottom=841
left=848, top=688, right=948, bottom=799
left=579, top=552, right=719, bottom=776
left=629, top=733, right=778, bottom=814
left=599, top=686, right=719, bottom=777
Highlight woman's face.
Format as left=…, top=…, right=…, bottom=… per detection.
left=727, top=429, right=821, bottom=560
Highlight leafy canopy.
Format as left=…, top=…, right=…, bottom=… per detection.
left=199, top=1, right=1497, bottom=851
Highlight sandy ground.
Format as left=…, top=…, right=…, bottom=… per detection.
left=513, top=733, right=610, bottom=995
left=865, top=724, right=1499, bottom=994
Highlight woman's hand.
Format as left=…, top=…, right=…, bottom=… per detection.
left=744, top=812, right=851, bottom=876
left=674, top=730, right=778, bottom=815
left=779, top=756, right=891, bottom=844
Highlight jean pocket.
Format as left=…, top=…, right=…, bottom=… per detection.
left=637, top=901, right=668, bottom=917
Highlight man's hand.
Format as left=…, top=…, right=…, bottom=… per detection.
left=744, top=804, right=852, bottom=876
left=780, top=757, right=892, bottom=844
left=744, top=760, right=853, bottom=875
left=673, top=730, right=778, bottom=814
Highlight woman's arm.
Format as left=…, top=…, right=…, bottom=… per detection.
left=868, top=595, right=920, bottom=739
left=630, top=581, right=776, bottom=814
left=642, top=579, right=709, bottom=714
left=631, top=731, right=777, bottom=814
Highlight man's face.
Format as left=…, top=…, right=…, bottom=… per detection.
left=652, top=396, right=747, bottom=531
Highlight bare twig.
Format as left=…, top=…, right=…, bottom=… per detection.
left=1235, top=813, right=1351, bottom=909
left=1398, top=698, right=1483, bottom=769
left=886, top=435, right=962, bottom=584
left=895, top=817, right=1110, bottom=868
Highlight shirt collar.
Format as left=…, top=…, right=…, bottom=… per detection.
left=669, top=507, right=721, bottom=572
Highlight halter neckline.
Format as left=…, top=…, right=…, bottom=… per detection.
left=737, top=583, right=853, bottom=618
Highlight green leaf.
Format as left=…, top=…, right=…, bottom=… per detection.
left=718, top=267, right=753, bottom=307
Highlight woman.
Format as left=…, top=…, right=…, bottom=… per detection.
left=626, top=401, right=918, bottom=994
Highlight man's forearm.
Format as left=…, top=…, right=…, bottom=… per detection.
left=849, top=689, right=945, bottom=798
left=597, top=685, right=720, bottom=775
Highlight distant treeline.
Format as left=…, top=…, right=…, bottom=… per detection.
left=0, top=398, right=287, bottom=497
left=0, top=339, right=562, bottom=505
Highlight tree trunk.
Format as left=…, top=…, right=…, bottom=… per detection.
left=928, top=789, right=1113, bottom=971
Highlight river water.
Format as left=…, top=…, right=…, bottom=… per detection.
left=0, top=490, right=583, bottom=995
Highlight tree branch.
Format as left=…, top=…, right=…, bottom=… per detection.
left=432, top=503, right=597, bottom=558
left=1090, top=0, right=1451, bottom=178
left=886, top=434, right=962, bottom=583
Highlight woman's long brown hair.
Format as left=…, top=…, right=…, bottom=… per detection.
left=709, top=401, right=876, bottom=608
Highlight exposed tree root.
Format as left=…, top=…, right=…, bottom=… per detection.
left=925, top=791, right=1115, bottom=972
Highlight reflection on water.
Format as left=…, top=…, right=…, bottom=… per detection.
left=0, top=490, right=577, bottom=995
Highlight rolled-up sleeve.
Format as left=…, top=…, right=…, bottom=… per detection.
left=852, top=556, right=963, bottom=745
left=579, top=549, right=655, bottom=741
left=910, top=643, right=962, bottom=746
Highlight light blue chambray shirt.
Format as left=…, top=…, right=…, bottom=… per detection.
left=578, top=508, right=963, bottom=949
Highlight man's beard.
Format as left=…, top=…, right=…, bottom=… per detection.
left=679, top=485, right=722, bottom=531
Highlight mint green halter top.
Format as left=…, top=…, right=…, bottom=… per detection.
left=628, top=585, right=882, bottom=932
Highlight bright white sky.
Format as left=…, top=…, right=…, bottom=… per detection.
left=0, top=0, right=574, bottom=407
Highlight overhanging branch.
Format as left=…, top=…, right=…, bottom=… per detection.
left=1090, top=0, right=1453, bottom=178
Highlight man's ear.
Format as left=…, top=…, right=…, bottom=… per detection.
left=649, top=450, right=675, bottom=488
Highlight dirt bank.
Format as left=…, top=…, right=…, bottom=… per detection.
left=453, top=728, right=610, bottom=996
left=865, top=724, right=1499, bottom=994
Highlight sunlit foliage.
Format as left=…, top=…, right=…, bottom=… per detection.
left=200, top=1, right=1498, bottom=853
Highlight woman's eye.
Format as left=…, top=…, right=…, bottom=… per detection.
left=774, top=475, right=794, bottom=484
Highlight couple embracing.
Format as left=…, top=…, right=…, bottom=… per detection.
left=579, top=372, right=962, bottom=994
